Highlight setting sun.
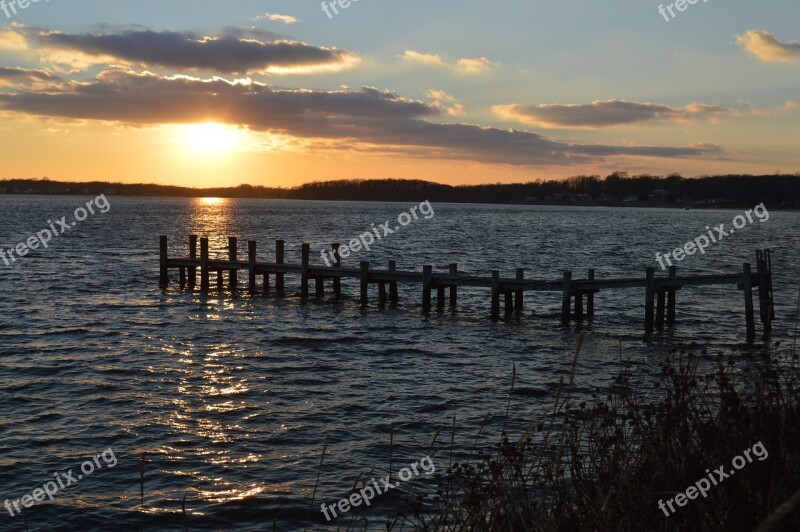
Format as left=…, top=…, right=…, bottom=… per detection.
left=179, top=123, right=245, bottom=154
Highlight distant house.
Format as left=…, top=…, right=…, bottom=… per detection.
left=650, top=189, right=677, bottom=202
left=598, top=194, right=621, bottom=202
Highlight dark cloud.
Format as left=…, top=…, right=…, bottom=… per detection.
left=0, top=71, right=722, bottom=165
left=495, top=100, right=728, bottom=128
left=28, top=28, right=355, bottom=74
left=0, top=67, right=59, bottom=84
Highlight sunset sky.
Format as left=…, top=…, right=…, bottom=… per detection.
left=0, top=0, right=798, bottom=187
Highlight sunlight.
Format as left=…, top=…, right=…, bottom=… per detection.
left=179, top=123, right=245, bottom=155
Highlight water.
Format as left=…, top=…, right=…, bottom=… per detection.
left=0, top=196, right=797, bottom=531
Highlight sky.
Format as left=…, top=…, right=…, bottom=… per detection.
left=0, top=0, right=798, bottom=187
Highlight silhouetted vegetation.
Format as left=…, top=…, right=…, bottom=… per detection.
left=2, top=173, right=800, bottom=207
left=387, top=341, right=800, bottom=531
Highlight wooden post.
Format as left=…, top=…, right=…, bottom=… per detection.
left=422, top=265, right=433, bottom=312
left=656, top=288, right=666, bottom=328
left=587, top=269, right=595, bottom=318
left=389, top=261, right=399, bottom=305
left=315, top=277, right=325, bottom=298
left=159, top=236, right=168, bottom=289
left=228, top=237, right=238, bottom=290
left=437, top=284, right=446, bottom=310
left=743, top=262, right=755, bottom=341
left=379, top=282, right=387, bottom=304
left=449, top=264, right=458, bottom=308
left=504, top=290, right=513, bottom=316
left=275, top=240, right=285, bottom=296
left=667, top=265, right=677, bottom=325
left=358, top=261, right=369, bottom=306
left=756, top=250, right=772, bottom=334
left=332, top=243, right=341, bottom=299
left=263, top=273, right=270, bottom=295
left=216, top=269, right=223, bottom=290
left=179, top=267, right=186, bottom=288
left=574, top=291, right=584, bottom=321
left=515, top=268, right=524, bottom=313
left=301, top=243, right=310, bottom=299
left=645, top=267, right=655, bottom=333
left=561, top=271, right=572, bottom=323
left=200, top=237, right=209, bottom=293
left=188, top=235, right=197, bottom=289
left=491, top=270, right=500, bottom=320
left=248, top=240, right=257, bottom=294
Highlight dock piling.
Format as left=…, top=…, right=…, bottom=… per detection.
left=200, top=237, right=209, bottom=293
left=301, top=243, right=310, bottom=299
left=275, top=240, right=285, bottom=296
left=645, top=267, right=655, bottom=333
left=515, top=268, right=524, bottom=312
left=389, top=261, right=399, bottom=305
left=561, top=271, right=572, bottom=323
left=360, top=261, right=370, bottom=306
left=228, top=237, right=238, bottom=290
left=587, top=269, right=595, bottom=318
left=422, top=265, right=433, bottom=312
left=491, top=270, right=500, bottom=320
left=188, top=235, right=197, bottom=289
left=159, top=236, right=169, bottom=289
left=449, top=264, right=459, bottom=308
left=743, top=262, right=756, bottom=341
left=332, top=244, right=341, bottom=299
left=667, top=266, right=677, bottom=325
left=248, top=240, right=257, bottom=294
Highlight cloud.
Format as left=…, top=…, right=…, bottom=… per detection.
left=402, top=50, right=499, bottom=74
left=5, top=27, right=356, bottom=75
left=427, top=89, right=465, bottom=116
left=736, top=30, right=800, bottom=64
left=493, top=99, right=729, bottom=129
left=253, top=13, right=298, bottom=24
left=0, top=70, right=722, bottom=166
left=0, top=67, right=59, bottom=87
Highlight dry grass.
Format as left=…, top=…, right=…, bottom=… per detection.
left=385, top=339, right=800, bottom=531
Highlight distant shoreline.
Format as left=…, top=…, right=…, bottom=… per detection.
left=2, top=174, right=800, bottom=209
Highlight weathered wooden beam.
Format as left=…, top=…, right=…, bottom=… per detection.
left=332, top=243, right=341, bottom=299
left=450, top=264, right=458, bottom=308
left=667, top=265, right=677, bottom=325
left=645, top=267, right=655, bottom=333
left=587, top=269, right=595, bottom=318
left=360, top=261, right=370, bottom=306
left=159, top=236, right=169, bottom=289
left=422, top=265, right=433, bottom=311
left=743, top=262, right=755, bottom=341
left=389, top=260, right=399, bottom=305
left=515, top=268, right=524, bottom=312
left=491, top=270, right=500, bottom=320
left=188, top=235, right=197, bottom=289
left=228, top=237, right=238, bottom=290
left=561, top=271, right=572, bottom=323
left=275, top=240, right=285, bottom=296
left=200, top=237, right=209, bottom=293
left=301, top=243, right=310, bottom=299
left=248, top=240, right=257, bottom=294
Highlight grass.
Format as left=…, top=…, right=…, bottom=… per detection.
left=382, top=337, right=800, bottom=531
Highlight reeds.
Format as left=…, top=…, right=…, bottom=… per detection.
left=389, top=339, right=800, bottom=531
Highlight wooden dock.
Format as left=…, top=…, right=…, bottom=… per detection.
left=159, top=236, right=775, bottom=340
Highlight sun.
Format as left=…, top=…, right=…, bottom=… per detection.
left=179, top=123, right=245, bottom=154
